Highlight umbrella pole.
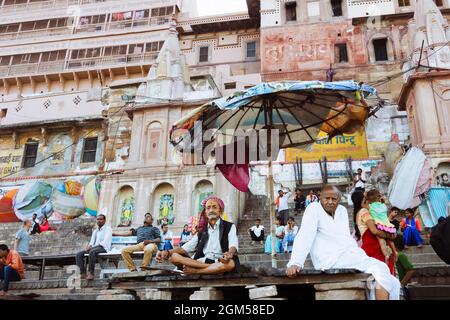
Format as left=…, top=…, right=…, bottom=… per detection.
left=268, top=159, right=277, bottom=268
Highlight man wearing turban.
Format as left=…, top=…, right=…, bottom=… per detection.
left=156, top=196, right=239, bottom=274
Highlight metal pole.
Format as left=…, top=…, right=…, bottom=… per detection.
left=268, top=159, right=277, bottom=268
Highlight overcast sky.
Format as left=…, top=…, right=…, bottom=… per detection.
left=196, top=0, right=247, bottom=16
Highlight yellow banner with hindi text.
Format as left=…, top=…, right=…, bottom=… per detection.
left=286, top=130, right=369, bottom=162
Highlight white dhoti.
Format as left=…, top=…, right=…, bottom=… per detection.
left=330, top=247, right=401, bottom=300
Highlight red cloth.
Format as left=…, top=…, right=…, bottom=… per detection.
left=361, top=229, right=395, bottom=275
left=215, top=140, right=251, bottom=192
left=217, top=163, right=249, bottom=192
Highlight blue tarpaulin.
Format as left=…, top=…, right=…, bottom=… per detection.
left=420, top=187, right=450, bottom=228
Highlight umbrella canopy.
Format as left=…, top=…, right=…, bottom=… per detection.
left=170, top=80, right=380, bottom=152
left=169, top=80, right=382, bottom=268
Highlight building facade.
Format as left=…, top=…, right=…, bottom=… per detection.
left=398, top=0, right=450, bottom=178
left=0, top=0, right=260, bottom=231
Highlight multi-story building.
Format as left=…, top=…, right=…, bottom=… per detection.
left=99, top=1, right=261, bottom=230
left=246, top=0, right=450, bottom=194
left=0, top=0, right=261, bottom=230
left=398, top=0, right=450, bottom=177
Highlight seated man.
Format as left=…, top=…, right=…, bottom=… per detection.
left=286, top=185, right=401, bottom=300
left=248, top=218, right=264, bottom=245
left=156, top=196, right=239, bottom=275
left=0, top=244, right=25, bottom=296
left=159, top=223, right=174, bottom=251
left=30, top=213, right=41, bottom=235
left=120, top=213, right=161, bottom=272
left=75, top=214, right=112, bottom=280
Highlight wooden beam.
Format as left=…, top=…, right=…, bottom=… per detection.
left=59, top=73, right=65, bottom=90
left=44, top=74, right=51, bottom=92
left=29, top=76, right=36, bottom=93
left=15, top=78, right=23, bottom=94
left=140, top=65, right=145, bottom=77
left=73, top=72, right=79, bottom=91
left=124, top=66, right=129, bottom=78
left=108, top=68, right=114, bottom=82
left=110, top=273, right=370, bottom=290
left=99, top=69, right=106, bottom=86
left=2, top=78, right=10, bottom=95
left=87, top=70, right=94, bottom=88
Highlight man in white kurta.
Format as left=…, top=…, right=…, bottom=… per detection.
left=286, top=186, right=400, bottom=300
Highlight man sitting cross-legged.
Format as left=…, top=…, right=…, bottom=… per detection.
left=119, top=213, right=161, bottom=272
left=156, top=196, right=239, bottom=275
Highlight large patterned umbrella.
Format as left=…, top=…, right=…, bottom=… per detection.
left=170, top=80, right=382, bottom=266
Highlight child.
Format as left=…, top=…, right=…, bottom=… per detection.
left=401, top=208, right=423, bottom=248
left=394, top=235, right=415, bottom=300
left=366, top=190, right=398, bottom=264
left=283, top=217, right=298, bottom=253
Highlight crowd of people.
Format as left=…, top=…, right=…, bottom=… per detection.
left=0, top=169, right=430, bottom=300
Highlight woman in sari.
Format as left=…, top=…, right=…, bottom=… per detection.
left=264, top=217, right=284, bottom=255
left=352, top=191, right=396, bottom=275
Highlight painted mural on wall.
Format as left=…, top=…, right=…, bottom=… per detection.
left=158, top=194, right=174, bottom=225
left=13, top=181, right=54, bottom=221
left=119, top=196, right=135, bottom=227
left=0, top=186, right=20, bottom=223
left=0, top=176, right=100, bottom=223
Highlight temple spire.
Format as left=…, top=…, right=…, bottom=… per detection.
left=407, top=0, right=450, bottom=69
left=136, top=17, right=192, bottom=104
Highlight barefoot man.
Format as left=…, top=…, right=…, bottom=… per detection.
left=286, top=185, right=401, bottom=300
left=156, top=196, right=239, bottom=275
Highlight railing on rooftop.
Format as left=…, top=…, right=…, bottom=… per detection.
left=0, top=0, right=118, bottom=13
left=0, top=16, right=171, bottom=42
left=0, top=52, right=158, bottom=78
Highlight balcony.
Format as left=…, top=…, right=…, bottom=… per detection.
left=0, top=0, right=116, bottom=13
left=0, top=16, right=172, bottom=42
left=0, top=52, right=158, bottom=78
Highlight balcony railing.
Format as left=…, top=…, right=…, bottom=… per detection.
left=0, top=0, right=116, bottom=13
left=0, top=16, right=172, bottom=42
left=0, top=52, right=158, bottom=78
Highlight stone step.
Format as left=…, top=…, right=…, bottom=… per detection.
left=408, top=285, right=450, bottom=300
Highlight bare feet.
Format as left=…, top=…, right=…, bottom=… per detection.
left=260, top=240, right=264, bottom=245
left=86, top=273, right=95, bottom=280
left=80, top=274, right=86, bottom=280
left=183, top=266, right=199, bottom=275
left=0, top=291, right=7, bottom=296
